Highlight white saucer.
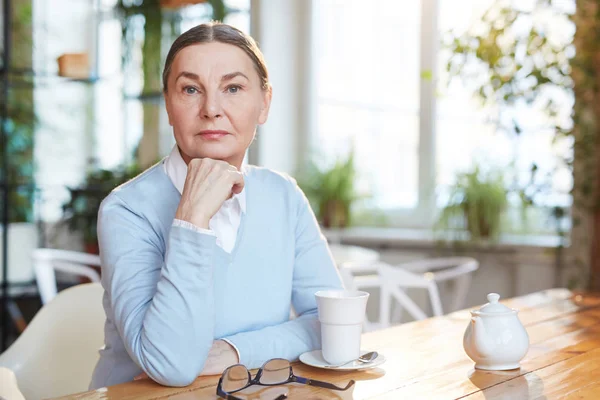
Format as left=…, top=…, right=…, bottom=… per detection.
left=299, top=350, right=386, bottom=371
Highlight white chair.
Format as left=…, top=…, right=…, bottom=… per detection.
left=394, top=257, right=479, bottom=316
left=0, top=283, right=105, bottom=400
left=32, top=248, right=101, bottom=305
left=340, top=257, right=479, bottom=331
left=0, top=367, right=26, bottom=400
left=328, top=243, right=380, bottom=267
left=340, top=261, right=437, bottom=331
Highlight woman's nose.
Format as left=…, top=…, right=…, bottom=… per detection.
left=200, top=92, right=222, bottom=119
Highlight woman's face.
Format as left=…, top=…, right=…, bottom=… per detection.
left=164, top=42, right=271, bottom=168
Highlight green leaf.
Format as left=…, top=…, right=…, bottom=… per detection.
left=421, top=69, right=433, bottom=81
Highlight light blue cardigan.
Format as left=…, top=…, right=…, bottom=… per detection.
left=89, top=161, right=343, bottom=388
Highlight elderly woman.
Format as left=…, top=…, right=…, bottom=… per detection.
left=89, top=22, right=343, bottom=389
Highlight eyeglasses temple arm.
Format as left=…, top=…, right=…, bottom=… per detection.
left=218, top=390, right=244, bottom=400
left=293, top=376, right=356, bottom=391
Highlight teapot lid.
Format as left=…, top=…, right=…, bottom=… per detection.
left=477, top=293, right=513, bottom=314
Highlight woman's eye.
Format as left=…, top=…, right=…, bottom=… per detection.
left=184, top=86, right=198, bottom=94
left=227, top=85, right=241, bottom=94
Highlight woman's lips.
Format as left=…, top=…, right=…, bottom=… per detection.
left=198, top=130, right=229, bottom=140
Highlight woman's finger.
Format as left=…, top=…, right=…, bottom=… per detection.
left=231, top=183, right=244, bottom=194
left=228, top=170, right=245, bottom=190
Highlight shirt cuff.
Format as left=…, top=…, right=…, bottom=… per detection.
left=220, top=338, right=241, bottom=364
left=172, top=219, right=215, bottom=236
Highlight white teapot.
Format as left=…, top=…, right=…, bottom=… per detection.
left=463, top=293, right=529, bottom=370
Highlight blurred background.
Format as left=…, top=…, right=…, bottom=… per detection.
left=0, top=0, right=598, bottom=351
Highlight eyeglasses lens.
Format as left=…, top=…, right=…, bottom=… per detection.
left=259, top=359, right=292, bottom=385
left=222, top=365, right=250, bottom=392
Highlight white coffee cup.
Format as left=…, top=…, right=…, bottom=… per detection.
left=315, top=290, right=369, bottom=365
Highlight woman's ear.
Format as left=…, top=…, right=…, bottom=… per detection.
left=164, top=91, right=173, bottom=126
left=257, top=86, right=273, bottom=125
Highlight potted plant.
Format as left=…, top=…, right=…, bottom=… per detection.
left=297, top=152, right=360, bottom=229
left=61, top=163, right=144, bottom=254
left=436, top=166, right=508, bottom=241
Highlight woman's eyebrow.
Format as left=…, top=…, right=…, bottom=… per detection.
left=174, top=71, right=249, bottom=83
left=175, top=71, right=200, bottom=83
left=221, top=71, right=249, bottom=82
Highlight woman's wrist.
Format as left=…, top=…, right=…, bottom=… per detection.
left=175, top=207, right=210, bottom=229
left=200, top=340, right=240, bottom=376
left=216, top=340, right=240, bottom=365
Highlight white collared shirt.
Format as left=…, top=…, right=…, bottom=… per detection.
left=164, top=145, right=246, bottom=254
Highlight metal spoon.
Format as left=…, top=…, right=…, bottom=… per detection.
left=324, top=351, right=379, bottom=369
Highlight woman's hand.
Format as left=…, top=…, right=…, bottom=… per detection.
left=133, top=340, right=239, bottom=381
left=175, top=158, right=244, bottom=229
left=198, top=340, right=240, bottom=375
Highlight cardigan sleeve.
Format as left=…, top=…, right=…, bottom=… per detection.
left=222, top=180, right=344, bottom=367
left=98, top=193, right=218, bottom=386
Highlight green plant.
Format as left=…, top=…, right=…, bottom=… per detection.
left=443, top=0, right=573, bottom=211
left=0, top=116, right=35, bottom=223
left=0, top=1, right=35, bottom=223
left=444, top=0, right=600, bottom=289
left=436, top=166, right=508, bottom=241
left=444, top=1, right=573, bottom=136
left=61, top=163, right=145, bottom=252
left=441, top=0, right=600, bottom=286
left=297, top=152, right=360, bottom=229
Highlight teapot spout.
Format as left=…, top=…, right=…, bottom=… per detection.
left=471, top=316, right=494, bottom=358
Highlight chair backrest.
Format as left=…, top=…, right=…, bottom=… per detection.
left=339, top=261, right=434, bottom=331
left=398, top=257, right=479, bottom=313
left=398, top=257, right=479, bottom=278
left=340, top=257, right=479, bottom=330
left=32, top=248, right=101, bottom=305
left=0, top=283, right=105, bottom=400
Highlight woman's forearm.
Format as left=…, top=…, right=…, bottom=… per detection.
left=135, top=340, right=239, bottom=381
left=100, top=196, right=219, bottom=386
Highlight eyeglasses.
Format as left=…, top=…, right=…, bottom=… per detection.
left=216, top=358, right=355, bottom=400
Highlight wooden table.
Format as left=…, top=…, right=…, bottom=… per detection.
left=56, top=289, right=600, bottom=399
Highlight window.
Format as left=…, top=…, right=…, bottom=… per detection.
left=313, top=0, right=421, bottom=213
left=313, top=0, right=574, bottom=232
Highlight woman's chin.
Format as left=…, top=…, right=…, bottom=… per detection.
left=193, top=147, right=238, bottom=162
left=181, top=137, right=245, bottom=164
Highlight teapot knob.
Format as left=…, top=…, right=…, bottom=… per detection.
left=487, top=293, right=500, bottom=303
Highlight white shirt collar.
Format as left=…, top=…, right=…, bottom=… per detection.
left=164, top=145, right=246, bottom=213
